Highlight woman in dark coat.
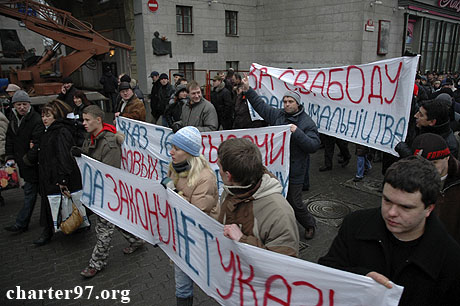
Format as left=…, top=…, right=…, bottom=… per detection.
left=33, top=99, right=83, bottom=246
left=73, top=90, right=92, bottom=121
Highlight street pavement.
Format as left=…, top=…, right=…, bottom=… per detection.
left=0, top=146, right=383, bottom=306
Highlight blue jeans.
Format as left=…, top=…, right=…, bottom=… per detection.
left=356, top=156, right=372, bottom=178
left=174, top=264, right=193, bottom=298
left=15, top=181, right=38, bottom=228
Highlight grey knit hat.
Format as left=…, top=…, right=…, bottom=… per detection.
left=12, top=90, right=31, bottom=104
left=283, top=91, right=301, bottom=105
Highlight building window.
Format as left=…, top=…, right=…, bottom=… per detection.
left=226, top=61, right=239, bottom=72
left=179, top=62, right=194, bottom=81
left=225, top=11, right=238, bottom=36
left=176, top=6, right=192, bottom=33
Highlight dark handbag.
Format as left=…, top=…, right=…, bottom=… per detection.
left=58, top=195, right=83, bottom=235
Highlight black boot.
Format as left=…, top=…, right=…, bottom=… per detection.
left=33, top=227, right=53, bottom=246
left=176, top=296, right=193, bottom=306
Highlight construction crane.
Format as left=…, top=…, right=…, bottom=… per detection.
left=0, top=0, right=132, bottom=95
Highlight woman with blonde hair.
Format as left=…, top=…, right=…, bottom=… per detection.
left=162, top=126, right=219, bottom=306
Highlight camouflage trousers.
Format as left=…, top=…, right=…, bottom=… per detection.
left=89, top=216, right=145, bottom=271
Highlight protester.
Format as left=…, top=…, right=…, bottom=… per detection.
left=162, top=126, right=219, bottom=306
left=210, top=74, right=233, bottom=130
left=4, top=90, right=44, bottom=233
left=171, top=81, right=218, bottom=132
left=115, top=82, right=146, bottom=121
left=149, top=71, right=162, bottom=123
left=158, top=73, right=174, bottom=126
left=0, top=111, right=9, bottom=206
left=120, top=74, right=144, bottom=103
left=241, top=75, right=321, bottom=239
left=319, top=135, right=351, bottom=171
left=72, top=90, right=92, bottom=120
left=78, top=105, right=144, bottom=278
left=353, top=144, right=372, bottom=182
left=232, top=85, right=267, bottom=129
left=33, top=100, right=83, bottom=246
left=57, top=77, right=77, bottom=108
left=319, top=156, right=460, bottom=306
left=164, top=84, right=187, bottom=128
left=217, top=138, right=299, bottom=257
left=99, top=67, right=118, bottom=112
left=412, top=133, right=460, bottom=244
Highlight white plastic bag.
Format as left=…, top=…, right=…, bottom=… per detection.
left=48, top=190, right=90, bottom=232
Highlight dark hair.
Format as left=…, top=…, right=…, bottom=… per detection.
left=234, top=73, right=242, bottom=81
left=120, top=74, right=131, bottom=83
left=384, top=156, right=440, bottom=207
left=41, top=99, right=72, bottom=120
left=420, top=99, right=449, bottom=124
left=82, top=105, right=105, bottom=121
left=74, top=90, right=91, bottom=106
left=218, top=138, right=264, bottom=186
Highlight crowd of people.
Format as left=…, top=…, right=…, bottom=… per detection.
left=1, top=66, right=459, bottom=306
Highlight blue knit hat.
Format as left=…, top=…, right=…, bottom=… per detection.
left=172, top=126, right=202, bottom=157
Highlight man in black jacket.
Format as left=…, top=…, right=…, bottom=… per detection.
left=4, top=90, right=44, bottom=233
left=210, top=75, right=233, bottom=130
left=157, top=73, right=174, bottom=126
left=149, top=71, right=161, bottom=123
left=57, top=77, right=77, bottom=108
left=319, top=156, right=460, bottom=306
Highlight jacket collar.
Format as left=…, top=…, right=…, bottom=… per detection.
left=356, top=208, right=449, bottom=280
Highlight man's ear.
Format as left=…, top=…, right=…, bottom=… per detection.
left=428, top=118, right=437, bottom=126
left=425, top=204, right=435, bottom=217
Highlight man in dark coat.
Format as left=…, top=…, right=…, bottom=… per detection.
left=241, top=75, right=321, bottom=239
left=211, top=75, right=233, bottom=130
left=4, top=90, right=44, bottom=233
left=157, top=73, right=174, bottom=126
left=57, top=77, right=77, bottom=108
left=149, top=71, right=161, bottom=123
left=411, top=133, right=460, bottom=244
left=99, top=68, right=118, bottom=112
left=319, top=156, right=460, bottom=306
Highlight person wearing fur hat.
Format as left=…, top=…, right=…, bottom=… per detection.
left=4, top=90, right=44, bottom=233
left=78, top=105, right=145, bottom=278
left=164, top=84, right=187, bottom=128
left=412, top=133, right=460, bottom=244
left=114, top=82, right=146, bottom=122
left=161, top=126, right=219, bottom=306
left=241, top=75, right=321, bottom=240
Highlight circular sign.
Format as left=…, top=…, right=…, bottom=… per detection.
left=148, top=0, right=158, bottom=12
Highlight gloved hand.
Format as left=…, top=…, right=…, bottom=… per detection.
left=395, top=141, right=412, bottom=158
left=161, top=177, right=177, bottom=192
left=171, top=122, right=183, bottom=133
left=70, top=146, right=83, bottom=157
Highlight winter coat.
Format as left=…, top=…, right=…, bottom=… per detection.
left=319, top=208, right=460, bottom=306
left=99, top=71, right=118, bottom=94
left=179, top=97, right=218, bottom=132
left=210, top=82, right=233, bottom=129
left=38, top=119, right=82, bottom=195
left=116, top=94, right=146, bottom=122
left=5, top=108, right=44, bottom=182
left=218, top=173, right=299, bottom=257
left=435, top=156, right=460, bottom=244
left=164, top=98, right=185, bottom=128
left=81, top=126, right=124, bottom=169
left=150, top=81, right=162, bottom=118
left=245, top=88, right=321, bottom=184
left=0, top=112, right=9, bottom=161
left=232, top=92, right=267, bottom=129
left=168, top=165, right=219, bottom=220
left=157, top=83, right=175, bottom=117
left=57, top=85, right=77, bottom=108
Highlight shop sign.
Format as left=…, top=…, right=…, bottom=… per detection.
left=438, top=0, right=460, bottom=13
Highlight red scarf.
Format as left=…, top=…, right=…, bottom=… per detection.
left=91, top=123, right=117, bottom=145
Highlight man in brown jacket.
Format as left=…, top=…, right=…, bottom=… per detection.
left=217, top=138, right=299, bottom=257
left=412, top=133, right=460, bottom=244
left=115, top=82, right=146, bottom=122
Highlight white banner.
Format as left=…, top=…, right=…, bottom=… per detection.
left=116, top=117, right=291, bottom=196
left=248, top=56, right=419, bottom=155
left=77, top=155, right=403, bottom=306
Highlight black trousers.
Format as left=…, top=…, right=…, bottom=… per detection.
left=323, top=135, right=351, bottom=168
left=287, top=183, right=316, bottom=229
